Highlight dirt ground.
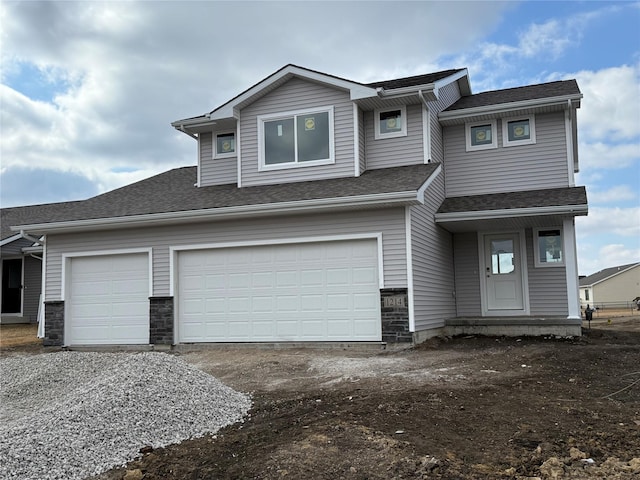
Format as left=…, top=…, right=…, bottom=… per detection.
left=2, top=312, right=639, bottom=479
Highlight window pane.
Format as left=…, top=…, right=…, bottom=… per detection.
left=470, top=124, right=492, bottom=146
left=508, top=119, right=531, bottom=141
left=491, top=239, right=514, bottom=274
left=265, top=118, right=295, bottom=164
left=216, top=133, right=235, bottom=155
left=379, top=110, right=402, bottom=135
left=538, top=230, right=562, bottom=263
left=296, top=112, right=329, bottom=162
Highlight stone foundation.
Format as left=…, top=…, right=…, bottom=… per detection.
left=380, top=288, right=411, bottom=343
left=43, top=301, right=64, bottom=346
left=150, top=297, right=174, bottom=345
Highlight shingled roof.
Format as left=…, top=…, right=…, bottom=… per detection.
left=1, top=201, right=82, bottom=241
left=444, top=80, right=580, bottom=111
left=8, top=163, right=440, bottom=230
left=366, top=69, right=465, bottom=89
left=579, top=263, right=640, bottom=286
left=437, top=186, right=588, bottom=214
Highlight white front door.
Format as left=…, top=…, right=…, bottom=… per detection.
left=483, top=233, right=525, bottom=312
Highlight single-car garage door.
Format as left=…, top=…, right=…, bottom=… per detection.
left=177, top=240, right=381, bottom=342
left=66, top=253, right=150, bottom=345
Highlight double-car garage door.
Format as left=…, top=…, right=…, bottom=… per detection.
left=64, top=239, right=381, bottom=345
left=177, top=239, right=381, bottom=342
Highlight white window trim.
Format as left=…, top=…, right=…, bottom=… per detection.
left=374, top=105, right=407, bottom=140
left=502, top=115, right=536, bottom=147
left=465, top=119, right=497, bottom=152
left=257, top=106, right=335, bottom=172
left=534, top=226, right=565, bottom=267
left=213, top=131, right=236, bottom=159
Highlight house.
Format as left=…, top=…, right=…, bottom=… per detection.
left=8, top=64, right=588, bottom=347
left=579, top=263, right=640, bottom=309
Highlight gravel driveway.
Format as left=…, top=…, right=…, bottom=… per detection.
left=0, top=351, right=251, bottom=480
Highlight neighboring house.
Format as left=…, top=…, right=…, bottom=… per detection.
left=579, top=263, right=640, bottom=309
left=8, top=64, right=588, bottom=347
left=0, top=202, right=78, bottom=324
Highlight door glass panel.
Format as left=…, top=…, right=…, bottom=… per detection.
left=490, top=239, right=514, bottom=274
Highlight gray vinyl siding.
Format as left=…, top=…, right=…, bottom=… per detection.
left=429, top=81, right=461, bottom=164
left=240, top=78, right=355, bottom=186
left=443, top=111, right=569, bottom=197
left=45, top=208, right=407, bottom=300
left=365, top=104, right=424, bottom=170
left=410, top=171, right=456, bottom=330
left=452, top=232, right=482, bottom=316
left=23, top=255, right=42, bottom=322
left=358, top=107, right=366, bottom=174
left=199, top=132, right=237, bottom=186
left=526, top=229, right=568, bottom=315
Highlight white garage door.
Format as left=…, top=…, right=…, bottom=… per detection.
left=177, top=240, right=381, bottom=342
left=66, top=253, right=150, bottom=345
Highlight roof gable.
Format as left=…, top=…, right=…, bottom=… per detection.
left=172, top=65, right=471, bottom=131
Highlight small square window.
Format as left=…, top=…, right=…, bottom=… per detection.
left=534, top=228, right=564, bottom=267
left=503, top=115, right=536, bottom=147
left=374, top=106, right=407, bottom=140
left=214, top=132, right=235, bottom=158
left=465, top=119, right=497, bottom=151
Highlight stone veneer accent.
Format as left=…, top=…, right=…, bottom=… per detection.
left=380, top=288, right=411, bottom=343
left=43, top=301, right=64, bottom=347
left=150, top=297, right=174, bottom=345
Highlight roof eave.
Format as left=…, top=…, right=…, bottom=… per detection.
left=13, top=191, right=422, bottom=235
left=435, top=203, right=588, bottom=223
left=439, top=93, right=583, bottom=124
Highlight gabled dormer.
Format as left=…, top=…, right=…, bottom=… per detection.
left=172, top=64, right=470, bottom=188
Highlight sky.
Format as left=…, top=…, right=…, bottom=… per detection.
left=0, top=0, right=638, bottom=276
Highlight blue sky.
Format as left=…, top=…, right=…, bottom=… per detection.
left=1, top=0, right=638, bottom=275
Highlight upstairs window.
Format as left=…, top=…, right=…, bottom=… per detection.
left=258, top=107, right=334, bottom=170
left=534, top=227, right=564, bottom=267
left=465, top=119, right=497, bottom=151
left=503, top=115, right=536, bottom=147
left=214, top=132, right=236, bottom=158
left=374, top=106, right=407, bottom=140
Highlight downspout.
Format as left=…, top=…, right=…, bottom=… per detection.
left=418, top=90, right=432, bottom=164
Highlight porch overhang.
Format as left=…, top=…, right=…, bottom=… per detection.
left=435, top=187, right=588, bottom=232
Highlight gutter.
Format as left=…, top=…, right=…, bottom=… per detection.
left=439, top=93, right=583, bottom=123
left=435, top=204, right=588, bottom=223
left=12, top=190, right=423, bottom=235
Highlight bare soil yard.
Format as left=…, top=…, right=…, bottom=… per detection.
left=2, top=312, right=639, bottom=479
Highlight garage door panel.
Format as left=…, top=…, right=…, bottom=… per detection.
left=177, top=240, right=381, bottom=342
left=67, top=254, right=149, bottom=345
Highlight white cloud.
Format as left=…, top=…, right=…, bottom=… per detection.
left=517, top=19, right=573, bottom=59
left=587, top=185, right=639, bottom=205
left=577, top=140, right=640, bottom=171
left=574, top=64, right=640, bottom=141
left=576, top=206, right=640, bottom=238
left=577, top=242, right=640, bottom=276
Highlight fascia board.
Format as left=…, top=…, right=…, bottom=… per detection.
left=12, top=191, right=420, bottom=235
left=435, top=204, right=588, bottom=223
left=379, top=83, right=437, bottom=101
left=416, top=164, right=442, bottom=202
left=439, top=93, right=584, bottom=122
left=433, top=69, right=469, bottom=93
left=0, top=233, right=23, bottom=247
